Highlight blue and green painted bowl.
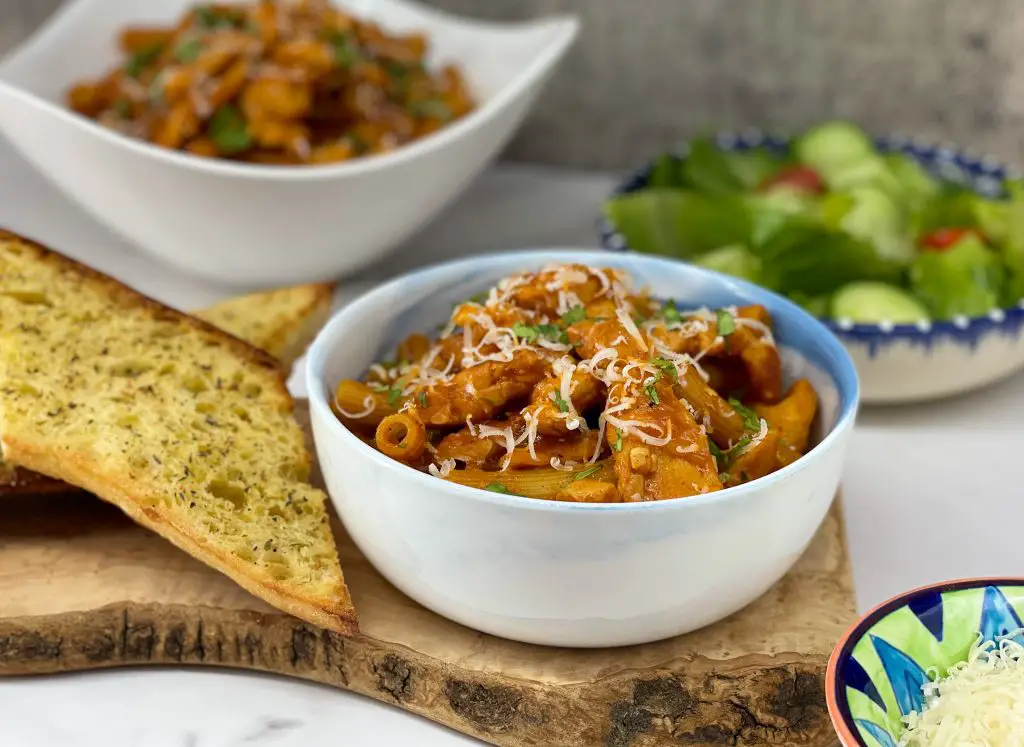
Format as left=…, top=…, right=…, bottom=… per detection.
left=826, top=578, right=1024, bottom=746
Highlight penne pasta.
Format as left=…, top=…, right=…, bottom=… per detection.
left=330, top=264, right=816, bottom=502
left=445, top=461, right=615, bottom=500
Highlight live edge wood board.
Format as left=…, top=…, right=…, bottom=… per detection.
left=0, top=402, right=851, bottom=747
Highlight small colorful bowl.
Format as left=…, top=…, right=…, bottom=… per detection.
left=826, top=578, right=1024, bottom=746
left=599, top=132, right=1024, bottom=405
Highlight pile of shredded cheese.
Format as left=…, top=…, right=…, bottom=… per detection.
left=900, top=633, right=1024, bottom=747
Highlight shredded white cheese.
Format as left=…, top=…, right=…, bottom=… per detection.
left=428, top=459, right=456, bottom=478
left=335, top=395, right=375, bottom=419
left=901, top=632, right=1024, bottom=747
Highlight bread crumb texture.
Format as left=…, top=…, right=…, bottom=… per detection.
left=0, top=232, right=355, bottom=632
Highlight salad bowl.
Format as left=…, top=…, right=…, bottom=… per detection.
left=827, top=578, right=1024, bottom=746
left=0, top=0, right=578, bottom=286
left=600, top=129, right=1024, bottom=404
left=306, top=249, right=859, bottom=647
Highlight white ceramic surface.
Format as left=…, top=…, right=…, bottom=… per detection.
left=0, top=0, right=578, bottom=286
left=305, top=249, right=860, bottom=647
left=835, top=311, right=1024, bottom=404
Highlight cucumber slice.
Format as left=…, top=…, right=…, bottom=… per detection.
left=830, top=281, right=930, bottom=323
left=828, top=156, right=902, bottom=195
left=839, top=187, right=915, bottom=264
left=795, top=121, right=875, bottom=181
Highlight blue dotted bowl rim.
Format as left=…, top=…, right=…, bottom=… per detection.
left=827, top=576, right=1024, bottom=746
left=598, top=129, right=1024, bottom=341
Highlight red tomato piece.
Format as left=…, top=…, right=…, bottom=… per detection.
left=759, top=166, right=826, bottom=195
left=920, top=227, right=984, bottom=252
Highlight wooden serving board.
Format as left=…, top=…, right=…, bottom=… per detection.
left=0, top=402, right=852, bottom=747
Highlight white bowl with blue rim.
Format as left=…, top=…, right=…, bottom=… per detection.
left=0, top=0, right=578, bottom=286
left=305, top=248, right=859, bottom=647
left=599, top=131, right=1024, bottom=405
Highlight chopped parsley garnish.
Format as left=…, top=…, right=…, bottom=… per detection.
left=112, top=97, right=132, bottom=118
left=716, top=308, right=736, bottom=336
left=485, top=482, right=511, bottom=494
left=645, top=383, right=660, bottom=405
left=467, top=290, right=489, bottom=305
left=195, top=5, right=244, bottom=29
left=513, top=322, right=569, bottom=345
left=728, top=398, right=761, bottom=432
left=613, top=428, right=624, bottom=452
left=560, top=305, right=587, bottom=325
left=572, top=465, right=602, bottom=481
left=125, top=42, right=165, bottom=78
left=410, top=99, right=453, bottom=122
left=710, top=434, right=752, bottom=473
left=730, top=435, right=752, bottom=455
left=651, top=357, right=679, bottom=382
left=661, top=301, right=682, bottom=324
left=207, top=105, right=252, bottom=155
left=550, top=391, right=570, bottom=413
left=386, top=387, right=403, bottom=407
left=174, top=37, right=203, bottom=62
left=327, top=30, right=362, bottom=68
left=512, top=322, right=539, bottom=342
left=368, top=381, right=389, bottom=393
left=418, top=391, right=429, bottom=407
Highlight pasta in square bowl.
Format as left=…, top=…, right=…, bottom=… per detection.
left=0, top=0, right=577, bottom=284
left=306, top=250, right=859, bottom=646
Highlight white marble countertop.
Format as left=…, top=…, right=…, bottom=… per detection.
left=0, top=138, right=1021, bottom=747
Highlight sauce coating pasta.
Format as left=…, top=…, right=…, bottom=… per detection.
left=333, top=264, right=820, bottom=502
left=67, top=0, right=475, bottom=164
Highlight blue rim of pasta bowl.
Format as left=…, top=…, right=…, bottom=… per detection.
left=597, top=130, right=1024, bottom=347
left=825, top=576, right=1024, bottom=747
left=306, top=248, right=860, bottom=513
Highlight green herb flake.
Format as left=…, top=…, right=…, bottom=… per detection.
left=484, top=482, right=511, bottom=494
left=560, top=305, right=587, bottom=326
left=418, top=391, right=428, bottom=407
left=613, top=428, right=624, bottom=452
left=195, top=5, right=242, bottom=29
left=125, top=42, right=165, bottom=78
left=467, top=290, right=489, bottom=305
left=386, top=387, right=403, bottom=407
left=410, top=99, right=453, bottom=122
left=512, top=322, right=539, bottom=343
left=175, top=37, right=204, bottom=63
left=662, top=301, right=682, bottom=324
left=728, top=398, right=761, bottom=432
left=573, top=465, right=602, bottom=482
left=535, top=323, right=569, bottom=344
left=112, top=97, right=132, bottom=118
left=550, top=391, right=570, bottom=413
left=651, top=357, right=679, bottom=382
left=207, top=105, right=252, bottom=155
left=328, top=30, right=362, bottom=69
left=645, top=384, right=660, bottom=405
left=716, top=308, right=736, bottom=336
left=708, top=440, right=725, bottom=463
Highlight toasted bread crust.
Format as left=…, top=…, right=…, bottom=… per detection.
left=0, top=230, right=357, bottom=634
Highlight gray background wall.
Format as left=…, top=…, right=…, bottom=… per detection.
left=2, top=0, right=1022, bottom=170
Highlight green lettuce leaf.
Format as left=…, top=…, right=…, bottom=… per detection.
left=909, top=234, right=1004, bottom=318
left=604, top=190, right=753, bottom=258
left=693, top=244, right=763, bottom=282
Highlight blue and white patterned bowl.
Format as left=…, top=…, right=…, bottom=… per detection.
left=826, top=578, right=1024, bottom=746
left=599, top=132, right=1024, bottom=405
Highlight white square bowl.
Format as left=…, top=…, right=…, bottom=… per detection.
left=0, top=0, right=578, bottom=286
